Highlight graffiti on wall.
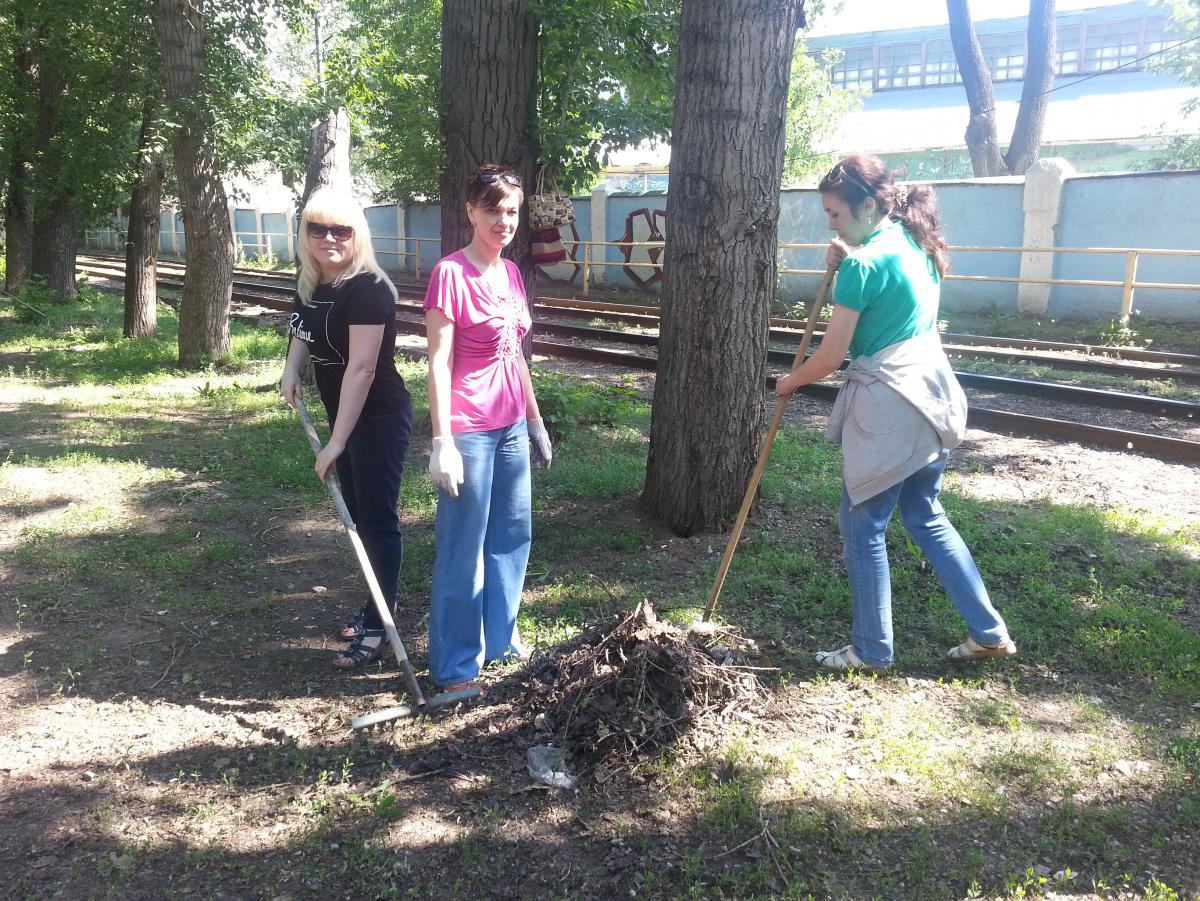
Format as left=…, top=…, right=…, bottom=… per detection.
left=616, top=207, right=667, bottom=287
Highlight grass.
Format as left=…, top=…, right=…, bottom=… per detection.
left=1, top=286, right=1197, bottom=899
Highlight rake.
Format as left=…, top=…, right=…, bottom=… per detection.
left=295, top=395, right=480, bottom=730
left=701, top=262, right=838, bottom=624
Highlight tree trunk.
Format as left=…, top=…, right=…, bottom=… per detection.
left=439, top=0, right=538, bottom=294
left=3, top=22, right=36, bottom=294
left=153, top=0, right=234, bottom=368
left=639, top=0, right=804, bottom=536
left=301, top=107, right=352, bottom=207
left=31, top=195, right=78, bottom=299
left=4, top=151, right=34, bottom=294
left=1005, top=0, right=1056, bottom=174
left=29, top=38, right=78, bottom=299
left=124, top=100, right=165, bottom=338
left=947, top=0, right=1006, bottom=177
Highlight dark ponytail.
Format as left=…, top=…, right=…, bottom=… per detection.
left=818, top=155, right=950, bottom=278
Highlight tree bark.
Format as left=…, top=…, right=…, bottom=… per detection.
left=439, top=0, right=538, bottom=294
left=301, top=107, right=352, bottom=207
left=124, top=99, right=165, bottom=338
left=31, top=195, right=78, bottom=299
left=1005, top=0, right=1056, bottom=174
left=947, top=0, right=1006, bottom=177
left=4, top=148, right=34, bottom=295
left=153, top=0, right=234, bottom=368
left=3, top=21, right=36, bottom=294
left=639, top=0, right=804, bottom=536
left=29, top=39, right=78, bottom=299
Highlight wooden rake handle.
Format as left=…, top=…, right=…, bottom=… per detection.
left=702, top=263, right=838, bottom=622
left=295, top=396, right=427, bottom=707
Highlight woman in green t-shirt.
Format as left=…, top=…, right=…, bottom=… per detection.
left=776, top=154, right=1016, bottom=673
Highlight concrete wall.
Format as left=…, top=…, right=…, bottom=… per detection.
left=82, top=165, right=1200, bottom=323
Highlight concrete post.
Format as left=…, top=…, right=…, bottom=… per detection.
left=590, top=186, right=607, bottom=287
left=1017, top=157, right=1074, bottom=315
left=394, top=203, right=407, bottom=276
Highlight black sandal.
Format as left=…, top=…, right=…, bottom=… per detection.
left=337, top=604, right=369, bottom=642
left=333, top=628, right=388, bottom=669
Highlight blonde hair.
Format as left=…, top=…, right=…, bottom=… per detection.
left=296, top=187, right=397, bottom=305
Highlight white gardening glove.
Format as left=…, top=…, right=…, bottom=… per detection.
left=528, top=418, right=553, bottom=469
left=429, top=436, right=464, bottom=497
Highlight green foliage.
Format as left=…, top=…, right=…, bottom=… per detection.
left=535, top=0, right=678, bottom=193
left=1144, top=0, right=1200, bottom=170
left=782, top=44, right=864, bottom=187
left=529, top=369, right=641, bottom=439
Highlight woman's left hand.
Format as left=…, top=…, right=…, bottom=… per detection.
left=775, top=372, right=799, bottom=397
left=314, top=439, right=344, bottom=481
left=528, top=418, right=553, bottom=468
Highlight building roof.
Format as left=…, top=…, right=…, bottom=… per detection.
left=828, top=72, right=1196, bottom=154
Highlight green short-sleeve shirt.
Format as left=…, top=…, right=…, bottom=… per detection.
left=834, top=218, right=941, bottom=359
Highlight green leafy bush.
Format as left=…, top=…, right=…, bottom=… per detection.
left=530, top=370, right=640, bottom=440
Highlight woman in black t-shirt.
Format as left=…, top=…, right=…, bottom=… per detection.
left=280, top=187, right=414, bottom=668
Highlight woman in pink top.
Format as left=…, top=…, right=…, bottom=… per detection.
left=423, top=163, right=553, bottom=693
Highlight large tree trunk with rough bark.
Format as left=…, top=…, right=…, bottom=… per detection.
left=301, top=107, right=352, bottom=207
left=31, top=195, right=77, bottom=299
left=153, top=0, right=234, bottom=368
left=124, top=100, right=165, bottom=338
left=439, top=0, right=538, bottom=293
left=1005, top=0, right=1056, bottom=174
left=30, top=43, right=78, bottom=299
left=640, top=0, right=804, bottom=536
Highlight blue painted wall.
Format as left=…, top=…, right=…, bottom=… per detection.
left=1055, top=171, right=1200, bottom=320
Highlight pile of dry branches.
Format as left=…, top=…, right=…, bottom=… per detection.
left=521, top=601, right=764, bottom=784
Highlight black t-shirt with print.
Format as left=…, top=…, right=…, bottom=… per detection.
left=288, top=271, right=409, bottom=425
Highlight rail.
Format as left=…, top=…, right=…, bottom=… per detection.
left=82, top=228, right=1199, bottom=320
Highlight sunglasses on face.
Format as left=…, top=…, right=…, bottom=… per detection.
left=477, top=171, right=523, bottom=189
left=307, top=223, right=354, bottom=240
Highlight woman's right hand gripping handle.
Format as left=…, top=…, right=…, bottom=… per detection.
left=429, top=436, right=464, bottom=498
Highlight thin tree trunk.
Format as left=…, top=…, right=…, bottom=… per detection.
left=124, top=99, right=165, bottom=338
left=947, top=0, right=1007, bottom=177
left=1005, top=0, right=1056, bottom=174
left=301, top=107, right=352, bottom=207
left=153, top=0, right=234, bottom=368
left=3, top=20, right=36, bottom=295
left=4, top=150, right=34, bottom=294
left=440, top=0, right=538, bottom=295
left=640, top=0, right=804, bottom=536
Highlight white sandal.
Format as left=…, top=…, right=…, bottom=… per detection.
left=815, top=644, right=889, bottom=674
left=946, top=635, right=1017, bottom=661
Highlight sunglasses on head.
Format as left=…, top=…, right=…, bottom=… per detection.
left=830, top=164, right=874, bottom=198
left=477, top=171, right=523, bottom=189
left=307, top=223, right=354, bottom=240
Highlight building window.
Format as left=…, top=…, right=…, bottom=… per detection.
left=981, top=32, right=1026, bottom=81
left=1142, top=16, right=1168, bottom=55
left=1057, top=24, right=1081, bottom=74
left=877, top=43, right=924, bottom=89
left=1084, top=19, right=1141, bottom=71
left=831, top=46, right=875, bottom=88
left=923, top=39, right=961, bottom=85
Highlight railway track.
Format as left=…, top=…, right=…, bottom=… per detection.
left=75, top=255, right=1200, bottom=464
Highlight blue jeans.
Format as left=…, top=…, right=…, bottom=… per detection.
left=839, top=450, right=1009, bottom=667
left=333, top=404, right=414, bottom=631
left=428, top=418, right=532, bottom=687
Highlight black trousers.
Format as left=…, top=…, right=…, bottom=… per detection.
left=333, top=399, right=414, bottom=629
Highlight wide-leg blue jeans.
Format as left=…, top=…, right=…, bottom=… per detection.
left=334, top=403, right=414, bottom=631
left=428, top=418, right=532, bottom=687
left=839, top=450, right=1009, bottom=667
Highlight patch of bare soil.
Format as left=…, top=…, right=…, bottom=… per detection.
left=1, top=359, right=1197, bottom=899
